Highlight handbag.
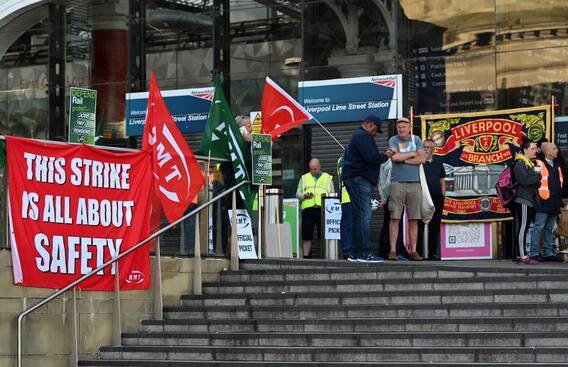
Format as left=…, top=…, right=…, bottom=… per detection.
left=419, top=163, right=435, bottom=224
left=557, top=206, right=568, bottom=237
left=412, top=134, right=435, bottom=224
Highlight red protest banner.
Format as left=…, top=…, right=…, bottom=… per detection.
left=7, top=136, right=153, bottom=290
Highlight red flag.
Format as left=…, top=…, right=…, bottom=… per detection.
left=261, top=76, right=312, bottom=141
left=142, top=72, right=205, bottom=223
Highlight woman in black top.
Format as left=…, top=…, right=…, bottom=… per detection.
left=512, top=136, right=541, bottom=264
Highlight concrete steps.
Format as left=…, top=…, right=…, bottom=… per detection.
left=95, top=345, right=568, bottom=363
left=139, top=316, right=568, bottom=333
left=121, top=331, right=568, bottom=348
left=200, top=276, right=567, bottom=294
left=79, top=260, right=568, bottom=366
left=163, top=302, right=568, bottom=319
left=180, top=288, right=568, bottom=306
left=79, top=361, right=568, bottom=366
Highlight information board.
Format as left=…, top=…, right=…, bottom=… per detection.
left=298, top=75, right=403, bottom=123
left=125, top=87, right=213, bottom=136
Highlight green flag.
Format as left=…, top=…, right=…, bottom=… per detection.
left=0, top=139, right=5, bottom=169
left=201, top=75, right=255, bottom=214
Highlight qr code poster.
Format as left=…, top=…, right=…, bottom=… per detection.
left=441, top=223, right=492, bottom=260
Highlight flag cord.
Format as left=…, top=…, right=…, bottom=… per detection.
left=312, top=116, right=345, bottom=150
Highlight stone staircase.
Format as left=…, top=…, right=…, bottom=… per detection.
left=79, top=259, right=568, bottom=366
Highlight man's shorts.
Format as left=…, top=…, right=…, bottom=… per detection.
left=388, top=181, right=422, bottom=220
left=301, top=207, right=321, bottom=240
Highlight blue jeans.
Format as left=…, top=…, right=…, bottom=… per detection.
left=340, top=203, right=352, bottom=257
left=343, top=176, right=373, bottom=258
left=530, top=212, right=558, bottom=257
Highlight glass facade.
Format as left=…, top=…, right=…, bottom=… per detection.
left=0, top=0, right=567, bottom=252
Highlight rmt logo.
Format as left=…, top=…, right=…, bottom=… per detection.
left=125, top=270, right=145, bottom=285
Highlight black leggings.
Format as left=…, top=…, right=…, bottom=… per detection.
left=513, top=202, right=535, bottom=259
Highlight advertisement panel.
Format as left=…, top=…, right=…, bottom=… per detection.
left=298, top=75, right=403, bottom=123
left=125, top=87, right=214, bottom=136
left=7, top=136, right=152, bottom=290
left=283, top=199, right=299, bottom=257
left=421, top=105, right=551, bottom=222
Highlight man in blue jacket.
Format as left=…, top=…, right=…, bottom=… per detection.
left=341, top=115, right=391, bottom=262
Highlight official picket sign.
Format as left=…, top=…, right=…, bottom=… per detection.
left=228, top=209, right=258, bottom=259
left=7, top=136, right=152, bottom=290
left=324, top=198, right=342, bottom=240
left=298, top=75, right=403, bottom=123
left=126, top=87, right=214, bottom=136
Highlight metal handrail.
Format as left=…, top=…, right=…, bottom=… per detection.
left=16, top=180, right=250, bottom=367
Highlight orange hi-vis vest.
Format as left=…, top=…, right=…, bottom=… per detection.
left=536, top=159, right=564, bottom=200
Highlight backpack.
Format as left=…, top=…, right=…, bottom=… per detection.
left=495, top=164, right=517, bottom=209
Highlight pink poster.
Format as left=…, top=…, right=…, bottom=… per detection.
left=441, top=223, right=492, bottom=260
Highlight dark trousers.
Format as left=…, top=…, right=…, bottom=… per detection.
left=340, top=203, right=352, bottom=257
left=513, top=202, right=535, bottom=259
left=418, top=195, right=445, bottom=258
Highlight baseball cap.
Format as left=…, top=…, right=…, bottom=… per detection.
left=396, top=117, right=411, bottom=124
left=364, top=114, right=383, bottom=133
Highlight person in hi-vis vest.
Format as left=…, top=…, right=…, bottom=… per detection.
left=530, top=142, right=567, bottom=262
left=337, top=155, right=352, bottom=258
left=296, top=158, right=334, bottom=258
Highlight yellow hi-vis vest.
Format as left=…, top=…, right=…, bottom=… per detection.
left=299, top=172, right=333, bottom=210
left=536, top=160, right=564, bottom=200
left=337, top=156, right=351, bottom=204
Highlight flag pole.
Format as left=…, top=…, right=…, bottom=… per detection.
left=258, top=185, right=263, bottom=259
left=206, top=149, right=212, bottom=254
left=275, top=197, right=282, bottom=257
left=311, top=116, right=345, bottom=150
left=552, top=95, right=556, bottom=143
left=410, top=106, right=414, bottom=133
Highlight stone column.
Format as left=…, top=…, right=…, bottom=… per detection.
left=90, top=0, right=129, bottom=138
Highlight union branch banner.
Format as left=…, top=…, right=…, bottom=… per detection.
left=421, top=106, right=551, bottom=222
left=7, top=136, right=152, bottom=290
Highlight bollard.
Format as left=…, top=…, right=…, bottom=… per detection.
left=230, top=191, right=239, bottom=271
left=193, top=212, right=202, bottom=295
